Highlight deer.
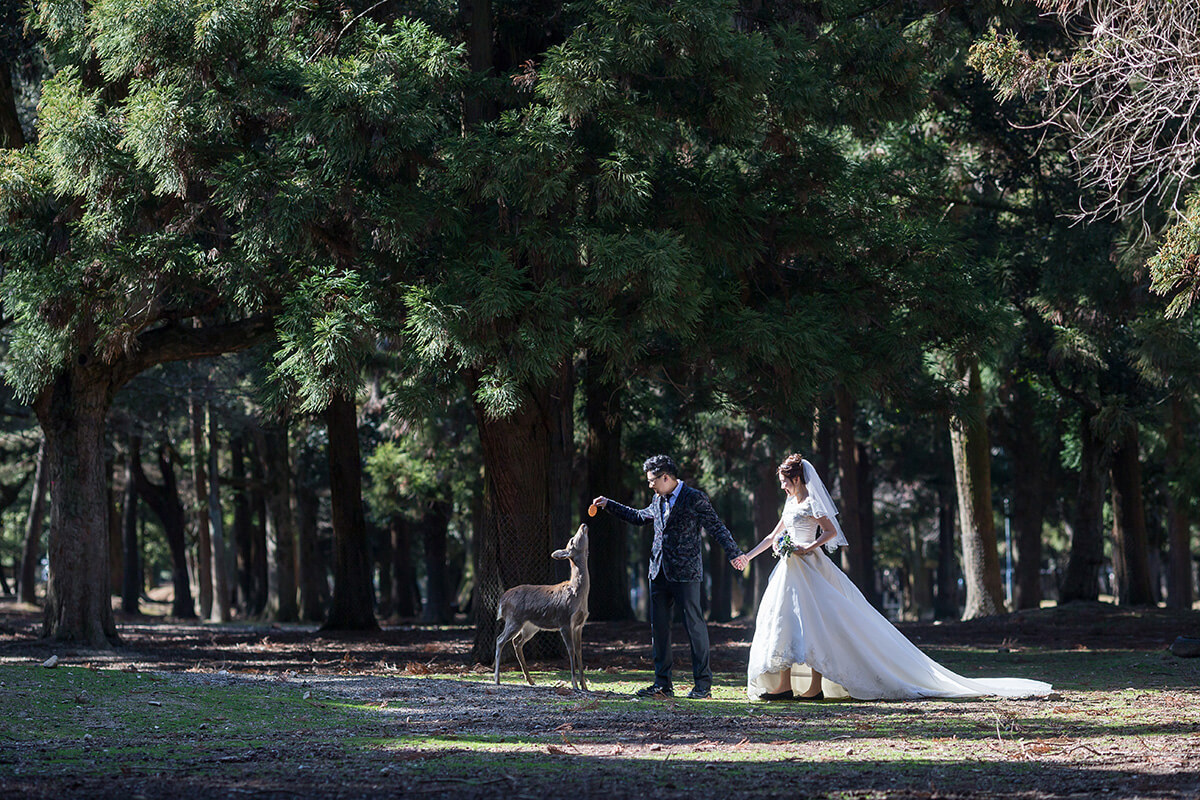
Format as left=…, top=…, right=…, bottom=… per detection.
left=493, top=524, right=590, bottom=692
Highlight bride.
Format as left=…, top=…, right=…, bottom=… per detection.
left=743, top=453, right=1052, bottom=702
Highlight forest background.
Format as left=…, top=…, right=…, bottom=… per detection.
left=1, top=0, right=1198, bottom=665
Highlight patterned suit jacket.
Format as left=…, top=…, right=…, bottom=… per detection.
left=605, top=484, right=743, bottom=582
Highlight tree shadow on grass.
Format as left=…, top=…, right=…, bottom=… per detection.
left=8, top=753, right=1197, bottom=800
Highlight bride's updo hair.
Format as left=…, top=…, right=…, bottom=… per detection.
left=777, top=454, right=807, bottom=484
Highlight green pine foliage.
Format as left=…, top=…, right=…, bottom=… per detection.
left=2, top=0, right=462, bottom=409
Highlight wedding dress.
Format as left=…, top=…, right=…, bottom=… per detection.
left=746, top=494, right=1053, bottom=701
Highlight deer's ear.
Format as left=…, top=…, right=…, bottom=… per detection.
left=551, top=549, right=569, bottom=559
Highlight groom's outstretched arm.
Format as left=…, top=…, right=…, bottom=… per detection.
left=594, top=496, right=654, bottom=526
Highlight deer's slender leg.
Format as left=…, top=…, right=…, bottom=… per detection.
left=494, top=619, right=522, bottom=684
left=572, top=621, right=588, bottom=692
left=559, top=625, right=579, bottom=691
left=513, top=628, right=536, bottom=686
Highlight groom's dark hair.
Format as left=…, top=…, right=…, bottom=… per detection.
left=642, top=455, right=678, bottom=478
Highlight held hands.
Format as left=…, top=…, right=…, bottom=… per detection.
left=730, top=554, right=750, bottom=571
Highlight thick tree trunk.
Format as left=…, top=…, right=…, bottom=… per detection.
left=190, top=397, right=213, bottom=619
left=583, top=359, right=633, bottom=620
left=420, top=501, right=453, bottom=624
left=132, top=441, right=195, bottom=619
left=1109, top=424, right=1155, bottom=606
left=230, top=435, right=254, bottom=614
left=711, top=549, right=733, bottom=621
left=108, top=456, right=122, bottom=596
left=247, top=439, right=270, bottom=616
left=0, top=62, right=25, bottom=149
left=18, top=439, right=48, bottom=605
left=295, top=467, right=327, bottom=623
left=376, top=519, right=394, bottom=619
left=934, top=477, right=959, bottom=619
left=322, top=393, right=378, bottom=630
left=470, top=367, right=572, bottom=664
left=750, top=457, right=780, bottom=616
left=1012, top=489, right=1045, bottom=610
left=812, top=395, right=837, bottom=480
left=906, top=520, right=934, bottom=619
left=390, top=515, right=421, bottom=618
left=35, top=369, right=119, bottom=646
left=259, top=425, right=298, bottom=622
left=1166, top=396, right=1194, bottom=610
left=1000, top=381, right=1046, bottom=610
left=1061, top=411, right=1105, bottom=603
left=207, top=411, right=231, bottom=621
left=121, top=440, right=140, bottom=614
left=948, top=358, right=1006, bottom=620
left=836, top=387, right=880, bottom=607
left=856, top=442, right=878, bottom=605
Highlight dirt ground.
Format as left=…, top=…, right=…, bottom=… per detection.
left=2, top=598, right=1199, bottom=799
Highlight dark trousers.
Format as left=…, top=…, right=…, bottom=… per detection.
left=649, top=572, right=711, bottom=690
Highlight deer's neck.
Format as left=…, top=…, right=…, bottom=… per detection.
left=568, top=558, right=589, bottom=596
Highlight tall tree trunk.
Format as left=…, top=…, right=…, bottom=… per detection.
left=247, top=438, right=270, bottom=616
left=259, top=424, right=298, bottom=622
left=390, top=515, right=421, bottom=618
left=322, top=393, right=378, bottom=630
left=294, top=464, right=327, bottom=623
left=710, top=491, right=736, bottom=622
left=190, top=396, right=213, bottom=619
left=750, top=456, right=780, bottom=616
left=108, top=456, right=122, bottom=596
left=421, top=501, right=453, bottom=624
left=583, top=357, right=632, bottom=620
left=907, top=520, right=934, bottom=618
left=1109, top=424, right=1155, bottom=606
left=230, top=435, right=254, bottom=614
left=1062, top=410, right=1105, bottom=603
left=836, top=387, right=879, bottom=607
left=34, top=369, right=119, bottom=646
left=376, top=518, right=394, bottom=619
left=207, top=410, right=231, bottom=621
left=132, top=441, right=195, bottom=619
left=470, top=366, right=572, bottom=664
left=0, top=62, right=25, bottom=149
left=856, top=441, right=879, bottom=607
left=934, top=476, right=959, bottom=619
left=121, top=441, right=140, bottom=614
left=948, top=357, right=1006, bottom=619
left=999, top=381, right=1046, bottom=610
left=1166, top=396, right=1194, bottom=610
left=812, top=395, right=836, bottom=480
left=19, top=439, right=48, bottom=605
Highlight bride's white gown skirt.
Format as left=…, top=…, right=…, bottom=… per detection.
left=747, top=549, right=1053, bottom=701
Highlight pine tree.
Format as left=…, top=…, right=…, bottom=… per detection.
left=0, top=1, right=460, bottom=644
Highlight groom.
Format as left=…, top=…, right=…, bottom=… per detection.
left=593, top=455, right=749, bottom=699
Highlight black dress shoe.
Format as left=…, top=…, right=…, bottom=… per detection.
left=795, top=690, right=824, bottom=702
left=757, top=688, right=795, bottom=701
left=634, top=684, right=674, bottom=697
left=686, top=687, right=712, bottom=699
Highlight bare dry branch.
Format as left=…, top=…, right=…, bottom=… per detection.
left=999, top=1, right=1200, bottom=229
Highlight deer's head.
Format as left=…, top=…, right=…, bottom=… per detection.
left=552, top=524, right=588, bottom=563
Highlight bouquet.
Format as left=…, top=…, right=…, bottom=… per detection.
left=773, top=531, right=799, bottom=559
